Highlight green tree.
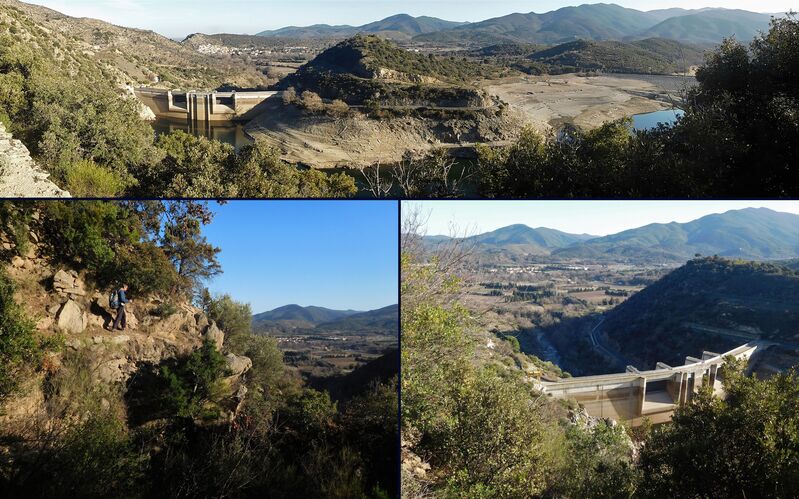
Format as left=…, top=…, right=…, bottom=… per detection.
left=639, top=357, right=799, bottom=498
left=0, top=268, right=40, bottom=399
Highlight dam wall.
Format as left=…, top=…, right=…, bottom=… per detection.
left=135, top=88, right=280, bottom=122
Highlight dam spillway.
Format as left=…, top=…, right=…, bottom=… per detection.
left=135, top=87, right=281, bottom=123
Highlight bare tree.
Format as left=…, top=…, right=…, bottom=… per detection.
left=392, top=149, right=469, bottom=198
left=358, top=162, right=393, bottom=198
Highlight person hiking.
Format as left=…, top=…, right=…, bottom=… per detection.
left=109, top=284, right=130, bottom=331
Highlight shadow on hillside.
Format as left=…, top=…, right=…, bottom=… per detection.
left=517, top=312, right=624, bottom=377
left=124, top=359, right=181, bottom=427
left=89, top=300, right=115, bottom=330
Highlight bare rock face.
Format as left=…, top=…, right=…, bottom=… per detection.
left=225, top=353, right=252, bottom=377
left=53, top=269, right=86, bottom=296
left=205, top=321, right=225, bottom=351
left=56, top=299, right=86, bottom=334
left=0, top=121, right=70, bottom=198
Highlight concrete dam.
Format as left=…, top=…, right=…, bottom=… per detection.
left=539, top=342, right=766, bottom=426
left=134, top=87, right=281, bottom=122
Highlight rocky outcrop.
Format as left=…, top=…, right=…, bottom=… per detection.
left=53, top=269, right=87, bottom=297
left=0, top=121, right=70, bottom=197
left=205, top=321, right=225, bottom=351
left=56, top=299, right=86, bottom=334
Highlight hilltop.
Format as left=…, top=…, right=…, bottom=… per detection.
left=257, top=14, right=467, bottom=41
left=277, top=34, right=503, bottom=106
left=601, top=257, right=799, bottom=369
left=424, top=208, right=799, bottom=265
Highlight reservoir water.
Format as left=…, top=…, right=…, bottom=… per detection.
left=631, top=109, right=684, bottom=131
left=151, top=118, right=253, bottom=150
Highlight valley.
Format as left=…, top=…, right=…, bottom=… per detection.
left=422, top=207, right=799, bottom=381
left=251, top=303, right=398, bottom=378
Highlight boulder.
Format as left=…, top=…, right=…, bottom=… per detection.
left=225, top=353, right=252, bottom=377
left=56, top=299, right=85, bottom=334
left=205, top=321, right=224, bottom=351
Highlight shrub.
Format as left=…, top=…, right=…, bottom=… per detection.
left=282, top=86, right=297, bottom=105
left=300, top=91, right=324, bottom=112
left=64, top=160, right=126, bottom=197
left=0, top=268, right=40, bottom=399
left=160, top=340, right=230, bottom=420
left=327, top=99, right=350, bottom=116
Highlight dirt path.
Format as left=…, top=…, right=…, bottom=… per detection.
left=483, top=73, right=691, bottom=132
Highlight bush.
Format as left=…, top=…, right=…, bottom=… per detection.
left=327, top=99, right=350, bottom=116
left=64, top=160, right=126, bottom=197
left=160, top=340, right=230, bottom=420
left=0, top=268, right=40, bottom=399
left=282, top=86, right=297, bottom=105
left=300, top=91, right=324, bottom=112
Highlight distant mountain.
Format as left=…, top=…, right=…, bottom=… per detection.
left=414, top=4, right=774, bottom=45
left=635, top=9, right=772, bottom=44
left=424, top=225, right=596, bottom=260
left=257, top=14, right=466, bottom=40
left=554, top=208, right=799, bottom=262
left=316, top=304, right=398, bottom=333
left=601, top=257, right=799, bottom=369
left=252, top=304, right=398, bottom=335
left=252, top=304, right=359, bottom=330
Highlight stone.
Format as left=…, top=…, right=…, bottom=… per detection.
left=205, top=321, right=224, bottom=351
left=195, top=313, right=209, bottom=330
left=126, top=310, right=139, bottom=330
left=56, top=299, right=85, bottom=334
left=2, top=242, right=11, bottom=250
left=35, top=316, right=53, bottom=331
left=225, top=353, right=252, bottom=376
left=11, top=256, right=24, bottom=268
left=109, top=334, right=130, bottom=345
left=97, top=359, right=129, bottom=383
left=65, top=338, right=82, bottom=350
left=53, top=269, right=72, bottom=288
left=47, top=303, right=61, bottom=315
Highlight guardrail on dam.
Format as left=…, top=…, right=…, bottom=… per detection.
left=539, top=342, right=766, bottom=426
left=134, top=87, right=281, bottom=122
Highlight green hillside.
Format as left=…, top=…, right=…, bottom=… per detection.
left=637, top=9, right=772, bottom=44
left=529, top=38, right=705, bottom=74
left=554, top=208, right=799, bottom=262
left=415, top=5, right=774, bottom=45
left=602, top=257, right=799, bottom=368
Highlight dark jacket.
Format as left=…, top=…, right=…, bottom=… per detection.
left=118, top=289, right=129, bottom=306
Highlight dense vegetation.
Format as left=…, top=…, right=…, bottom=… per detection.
left=0, top=202, right=397, bottom=497
left=527, top=38, right=705, bottom=75
left=470, top=16, right=799, bottom=198
left=602, top=256, right=799, bottom=368
left=402, top=226, right=799, bottom=498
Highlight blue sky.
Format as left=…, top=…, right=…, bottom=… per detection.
left=201, top=201, right=397, bottom=314
left=27, top=1, right=787, bottom=38
left=405, top=201, right=799, bottom=237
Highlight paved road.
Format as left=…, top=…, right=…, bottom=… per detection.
left=588, top=317, right=635, bottom=369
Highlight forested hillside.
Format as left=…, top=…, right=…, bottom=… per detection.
left=602, top=257, right=799, bottom=368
